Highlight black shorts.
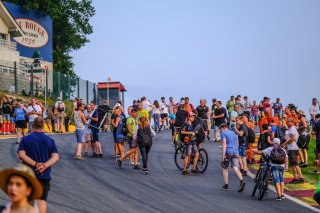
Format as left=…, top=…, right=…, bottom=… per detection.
left=91, top=128, right=99, bottom=142
left=160, top=113, right=168, bottom=120
left=288, top=150, right=299, bottom=167
left=297, top=135, right=310, bottom=150
left=15, top=120, right=27, bottom=129
left=39, top=179, right=50, bottom=201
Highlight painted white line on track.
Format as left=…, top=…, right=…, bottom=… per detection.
left=247, top=171, right=320, bottom=213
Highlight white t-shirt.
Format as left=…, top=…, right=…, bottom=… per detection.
left=244, top=101, right=252, bottom=112
left=309, top=104, right=320, bottom=117
left=142, top=100, right=152, bottom=112
left=262, top=147, right=288, bottom=167
left=152, top=106, right=160, bottom=114
left=27, top=105, right=42, bottom=122
left=160, top=102, right=169, bottom=114
left=287, top=126, right=300, bottom=150
left=84, top=110, right=92, bottom=134
left=55, top=101, right=65, bottom=112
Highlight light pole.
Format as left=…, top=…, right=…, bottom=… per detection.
left=107, top=77, right=111, bottom=106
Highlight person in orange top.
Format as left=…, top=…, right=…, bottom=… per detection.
left=184, top=97, right=195, bottom=113
left=244, top=115, right=255, bottom=164
left=259, top=109, right=279, bottom=133
left=285, top=106, right=299, bottom=126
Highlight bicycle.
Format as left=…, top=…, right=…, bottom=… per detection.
left=252, top=155, right=271, bottom=200
left=174, top=133, right=208, bottom=174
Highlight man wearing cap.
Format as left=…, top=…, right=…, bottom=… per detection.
left=54, top=97, right=65, bottom=133
left=17, top=117, right=59, bottom=213
left=297, top=110, right=310, bottom=168
left=180, top=112, right=199, bottom=175
left=254, top=138, right=288, bottom=200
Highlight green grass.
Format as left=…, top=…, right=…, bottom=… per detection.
left=301, top=137, right=320, bottom=185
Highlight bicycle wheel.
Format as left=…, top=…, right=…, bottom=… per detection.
left=174, top=147, right=184, bottom=170
left=252, top=167, right=262, bottom=197
left=258, top=171, right=270, bottom=200
left=197, top=148, right=208, bottom=174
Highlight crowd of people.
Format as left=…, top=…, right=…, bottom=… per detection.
left=1, top=94, right=320, bottom=212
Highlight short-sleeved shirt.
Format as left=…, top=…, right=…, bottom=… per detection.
left=230, top=111, right=238, bottom=127
left=287, top=126, right=299, bottom=150
left=226, top=100, right=234, bottom=112
left=90, top=109, right=99, bottom=128
left=160, top=102, right=169, bottom=114
left=18, top=132, right=58, bottom=180
left=196, top=105, right=209, bottom=119
left=270, top=125, right=277, bottom=135
left=27, top=104, right=42, bottom=122
left=238, top=123, right=248, bottom=147
left=262, top=147, right=287, bottom=167
left=2, top=102, right=11, bottom=114
left=221, top=130, right=239, bottom=155
left=272, top=103, right=283, bottom=114
left=174, top=109, right=188, bottom=127
left=15, top=108, right=26, bottom=121
left=310, top=105, right=320, bottom=116
left=214, top=107, right=226, bottom=127
left=138, top=109, right=149, bottom=119
left=168, top=102, right=176, bottom=114
left=126, top=116, right=136, bottom=137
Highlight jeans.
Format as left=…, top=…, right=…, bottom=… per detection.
left=271, top=166, right=284, bottom=184
left=153, top=114, right=160, bottom=131
left=139, top=144, right=152, bottom=169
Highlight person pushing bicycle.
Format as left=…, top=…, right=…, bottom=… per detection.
left=253, top=138, right=288, bottom=201
left=180, top=112, right=200, bottom=175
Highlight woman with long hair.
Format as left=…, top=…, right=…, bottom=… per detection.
left=152, top=100, right=161, bottom=132
left=137, top=116, right=155, bottom=174
left=13, top=102, right=27, bottom=144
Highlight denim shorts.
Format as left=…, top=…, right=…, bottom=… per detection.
left=76, top=129, right=85, bottom=143
left=271, top=166, right=285, bottom=184
left=184, top=142, right=198, bottom=156
left=239, top=146, right=247, bottom=157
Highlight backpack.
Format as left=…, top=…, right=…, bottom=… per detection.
left=57, top=102, right=64, bottom=112
left=275, top=126, right=285, bottom=141
left=117, top=115, right=127, bottom=136
left=258, top=133, right=267, bottom=150
left=246, top=125, right=255, bottom=144
left=270, top=147, right=286, bottom=164
left=179, top=123, right=192, bottom=144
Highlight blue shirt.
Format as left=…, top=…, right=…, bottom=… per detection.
left=15, top=108, right=26, bottom=121
left=221, top=130, right=239, bottom=154
left=18, top=132, right=58, bottom=180
left=90, top=110, right=99, bottom=127
left=270, top=125, right=277, bottom=135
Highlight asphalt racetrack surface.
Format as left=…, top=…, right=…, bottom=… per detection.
left=0, top=131, right=314, bottom=213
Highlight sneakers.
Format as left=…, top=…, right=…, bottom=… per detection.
left=142, top=168, right=148, bottom=175
left=300, top=163, right=308, bottom=168
left=288, top=179, right=298, bottom=184
left=295, top=178, right=304, bottom=184
left=238, top=180, right=245, bottom=192
left=191, top=169, right=200, bottom=175
left=91, top=153, right=98, bottom=158
left=98, top=154, right=103, bottom=158
left=207, top=136, right=211, bottom=141
left=116, top=159, right=122, bottom=168
left=75, top=155, right=83, bottom=160
left=221, top=184, right=229, bottom=191
left=182, top=170, right=190, bottom=175
left=281, top=194, right=285, bottom=200
left=133, top=165, right=141, bottom=170
left=276, top=197, right=282, bottom=201
left=242, top=171, right=247, bottom=176
left=84, top=152, right=88, bottom=157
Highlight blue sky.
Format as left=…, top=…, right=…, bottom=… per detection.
left=71, top=0, right=320, bottom=112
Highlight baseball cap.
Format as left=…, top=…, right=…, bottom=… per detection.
left=189, top=112, right=196, bottom=117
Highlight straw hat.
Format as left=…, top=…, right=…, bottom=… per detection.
left=297, top=110, right=306, bottom=116
left=0, top=164, right=43, bottom=200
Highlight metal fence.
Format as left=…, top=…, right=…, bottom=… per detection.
left=0, top=59, right=96, bottom=104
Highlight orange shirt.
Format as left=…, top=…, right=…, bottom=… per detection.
left=245, top=121, right=254, bottom=131
left=259, top=116, right=279, bottom=133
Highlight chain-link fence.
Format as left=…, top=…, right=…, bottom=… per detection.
left=0, top=59, right=96, bottom=104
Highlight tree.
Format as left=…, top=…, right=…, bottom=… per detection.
left=6, top=0, right=95, bottom=75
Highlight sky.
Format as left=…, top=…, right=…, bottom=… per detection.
left=71, top=0, right=320, bottom=113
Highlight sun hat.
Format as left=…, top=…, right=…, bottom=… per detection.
left=297, top=110, right=306, bottom=116
left=0, top=164, right=43, bottom=200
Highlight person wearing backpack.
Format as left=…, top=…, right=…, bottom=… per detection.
left=113, top=106, right=126, bottom=159
left=54, top=97, right=65, bottom=133
left=258, top=124, right=273, bottom=150
left=254, top=138, right=288, bottom=201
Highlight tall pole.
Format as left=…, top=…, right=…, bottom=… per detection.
left=14, top=62, right=17, bottom=93
left=30, top=65, right=34, bottom=96
left=45, top=68, right=48, bottom=107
